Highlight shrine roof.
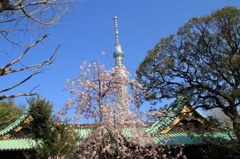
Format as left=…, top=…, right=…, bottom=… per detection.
left=0, top=138, right=41, bottom=151
left=147, top=96, right=208, bottom=134
left=0, top=107, right=32, bottom=138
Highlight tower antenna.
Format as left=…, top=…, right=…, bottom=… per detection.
left=114, top=16, right=119, bottom=44
left=113, top=16, right=124, bottom=66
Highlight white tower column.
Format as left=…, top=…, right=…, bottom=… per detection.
left=113, top=16, right=129, bottom=122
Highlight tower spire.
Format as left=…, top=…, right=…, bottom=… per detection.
left=113, top=16, right=129, bottom=122
left=113, top=16, right=124, bottom=66
left=114, top=16, right=120, bottom=44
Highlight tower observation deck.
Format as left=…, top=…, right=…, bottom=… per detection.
left=113, top=16, right=124, bottom=67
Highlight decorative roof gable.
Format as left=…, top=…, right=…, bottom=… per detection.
left=147, top=95, right=208, bottom=134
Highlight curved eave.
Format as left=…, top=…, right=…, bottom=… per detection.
left=0, top=107, right=33, bottom=139
left=195, top=109, right=208, bottom=120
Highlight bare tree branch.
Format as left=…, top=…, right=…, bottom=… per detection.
left=0, top=32, right=27, bottom=47
left=0, top=0, right=76, bottom=48
left=0, top=94, right=36, bottom=100
left=0, top=0, right=73, bottom=102
left=0, top=42, right=59, bottom=95
left=0, top=34, right=48, bottom=72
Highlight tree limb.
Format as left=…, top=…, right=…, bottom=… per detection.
left=0, top=40, right=60, bottom=99
left=0, top=34, right=48, bottom=72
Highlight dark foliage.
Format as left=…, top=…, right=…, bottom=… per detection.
left=137, top=6, right=240, bottom=158
left=28, top=96, right=77, bottom=159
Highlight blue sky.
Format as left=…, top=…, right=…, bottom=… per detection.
left=2, top=0, right=239, bottom=115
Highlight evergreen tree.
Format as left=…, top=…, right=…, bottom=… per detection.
left=0, top=99, right=26, bottom=129
left=28, top=96, right=77, bottom=159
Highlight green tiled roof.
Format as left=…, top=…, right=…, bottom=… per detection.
left=146, top=96, right=208, bottom=134
left=0, top=138, right=41, bottom=151
left=0, top=107, right=31, bottom=136
left=195, top=109, right=208, bottom=120
left=0, top=130, right=234, bottom=151
left=154, top=132, right=205, bottom=146
left=75, top=128, right=92, bottom=138
left=154, top=131, right=235, bottom=146
left=75, top=127, right=235, bottom=146
left=72, top=96, right=213, bottom=146
left=0, top=96, right=230, bottom=151
left=147, top=95, right=187, bottom=134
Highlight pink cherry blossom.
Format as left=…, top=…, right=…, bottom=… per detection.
left=56, top=61, right=184, bottom=159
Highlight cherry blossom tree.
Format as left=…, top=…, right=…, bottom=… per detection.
left=57, top=61, right=185, bottom=159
